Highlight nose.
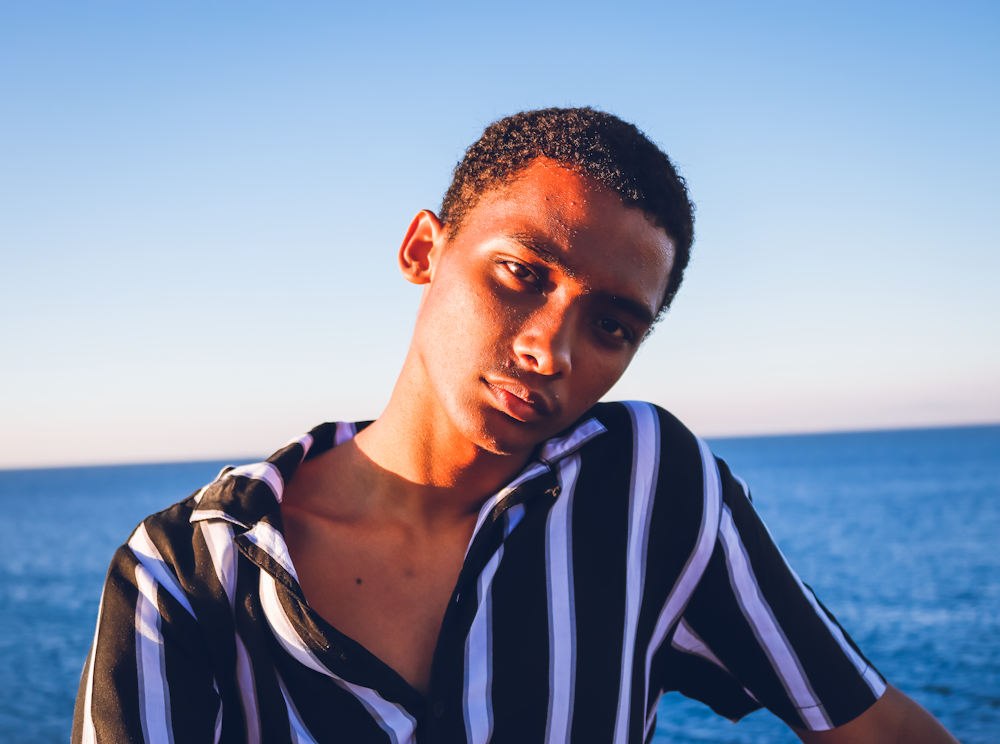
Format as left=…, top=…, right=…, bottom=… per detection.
left=512, top=302, right=573, bottom=377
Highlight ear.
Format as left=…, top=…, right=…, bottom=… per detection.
left=398, top=210, right=446, bottom=285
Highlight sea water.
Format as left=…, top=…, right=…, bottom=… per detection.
left=0, top=425, right=997, bottom=743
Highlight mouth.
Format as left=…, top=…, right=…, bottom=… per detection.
left=483, top=378, right=553, bottom=422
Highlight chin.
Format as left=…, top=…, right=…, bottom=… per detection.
left=468, top=411, right=559, bottom=458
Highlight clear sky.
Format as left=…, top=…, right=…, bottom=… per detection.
left=2, top=1, right=997, bottom=468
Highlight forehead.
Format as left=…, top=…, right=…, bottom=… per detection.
left=472, top=159, right=626, bottom=233
left=453, top=158, right=676, bottom=310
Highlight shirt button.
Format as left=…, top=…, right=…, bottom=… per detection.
left=433, top=701, right=445, bottom=718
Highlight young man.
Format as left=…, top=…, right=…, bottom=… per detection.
left=73, top=108, right=957, bottom=743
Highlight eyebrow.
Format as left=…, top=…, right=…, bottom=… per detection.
left=594, top=291, right=656, bottom=326
left=505, top=233, right=576, bottom=277
left=503, top=232, right=657, bottom=327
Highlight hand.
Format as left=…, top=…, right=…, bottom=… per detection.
left=792, top=685, right=959, bottom=744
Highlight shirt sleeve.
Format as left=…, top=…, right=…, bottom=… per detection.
left=655, top=456, right=887, bottom=731
left=72, top=537, right=222, bottom=744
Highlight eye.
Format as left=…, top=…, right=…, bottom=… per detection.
left=595, top=317, right=633, bottom=342
left=501, top=260, right=541, bottom=287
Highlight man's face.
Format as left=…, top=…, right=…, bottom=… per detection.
left=410, top=158, right=675, bottom=457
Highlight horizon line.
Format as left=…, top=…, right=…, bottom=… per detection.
left=2, top=419, right=998, bottom=474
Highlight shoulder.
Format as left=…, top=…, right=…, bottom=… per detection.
left=579, top=400, right=707, bottom=471
left=565, top=400, right=722, bottom=522
left=582, top=400, right=697, bottom=440
left=117, top=477, right=226, bottom=596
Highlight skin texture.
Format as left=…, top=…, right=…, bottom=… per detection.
left=793, top=685, right=958, bottom=744
left=282, top=160, right=674, bottom=695
left=280, top=158, right=957, bottom=741
left=282, top=160, right=674, bottom=694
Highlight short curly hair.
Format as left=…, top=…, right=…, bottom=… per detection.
left=440, top=107, right=695, bottom=312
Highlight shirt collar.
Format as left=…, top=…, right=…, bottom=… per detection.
left=189, top=415, right=607, bottom=530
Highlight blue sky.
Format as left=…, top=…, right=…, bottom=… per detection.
left=2, top=1, right=997, bottom=468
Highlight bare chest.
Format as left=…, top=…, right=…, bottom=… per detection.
left=282, top=512, right=471, bottom=696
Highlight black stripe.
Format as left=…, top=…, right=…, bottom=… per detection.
left=637, top=408, right=709, bottom=720
left=158, top=583, right=220, bottom=741
left=232, top=557, right=294, bottom=744
left=303, top=422, right=340, bottom=460
left=197, top=477, right=279, bottom=528
left=273, top=576, right=424, bottom=714
left=570, top=403, right=634, bottom=743
left=186, top=520, right=247, bottom=744
left=652, top=644, right=761, bottom=721
left=141, top=498, right=224, bottom=741
left=266, top=443, right=306, bottom=483
left=70, top=643, right=94, bottom=744
left=90, top=548, right=145, bottom=741
left=488, top=493, right=555, bottom=743
left=718, top=460, right=880, bottom=726
left=682, top=533, right=800, bottom=724
left=235, top=531, right=304, bottom=598
left=271, top=650, right=395, bottom=743
left=74, top=413, right=888, bottom=742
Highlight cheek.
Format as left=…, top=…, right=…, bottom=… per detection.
left=571, top=347, right=633, bottom=401
left=421, top=275, right=511, bottom=358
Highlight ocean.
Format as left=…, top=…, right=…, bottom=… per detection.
left=1, top=425, right=997, bottom=743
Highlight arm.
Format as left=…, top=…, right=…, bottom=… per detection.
left=672, top=458, right=956, bottom=738
left=793, top=685, right=959, bottom=744
left=73, top=532, right=221, bottom=743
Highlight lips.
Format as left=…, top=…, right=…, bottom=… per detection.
left=484, top=378, right=553, bottom=422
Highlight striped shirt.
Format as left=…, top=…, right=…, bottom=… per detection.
left=72, top=401, right=886, bottom=744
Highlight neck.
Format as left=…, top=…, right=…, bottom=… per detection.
left=350, top=351, right=534, bottom=524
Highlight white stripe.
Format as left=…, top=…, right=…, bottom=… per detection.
left=334, top=421, right=357, bottom=446
left=462, top=504, right=523, bottom=743
left=718, top=504, right=832, bottom=729
left=773, top=547, right=888, bottom=701
left=198, top=514, right=258, bottom=741
left=613, top=402, right=659, bottom=744
left=189, top=508, right=248, bottom=527
left=259, top=572, right=417, bottom=743
left=467, top=461, right=549, bottom=556
left=259, top=572, right=332, bottom=676
left=199, top=524, right=242, bottom=739
left=643, top=689, right=663, bottom=741
left=134, top=563, right=173, bottom=744
left=506, top=502, right=526, bottom=534
left=234, top=631, right=261, bottom=744
left=671, top=619, right=730, bottom=672
left=129, top=523, right=196, bottom=619
left=213, top=681, right=223, bottom=744
left=193, top=466, right=233, bottom=505
left=539, top=417, right=607, bottom=462
left=199, top=521, right=237, bottom=607
left=205, top=521, right=259, bottom=743
left=643, top=437, right=722, bottom=715
left=243, top=521, right=299, bottom=582
left=276, top=669, right=319, bottom=744
left=226, top=461, right=285, bottom=502
left=463, top=542, right=503, bottom=744
left=670, top=620, right=761, bottom=704
left=193, top=485, right=211, bottom=504
left=860, top=660, right=888, bottom=698
left=284, top=432, right=315, bottom=458
left=544, top=453, right=581, bottom=744
left=79, top=587, right=105, bottom=744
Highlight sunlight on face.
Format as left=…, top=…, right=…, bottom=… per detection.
left=412, top=158, right=675, bottom=456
